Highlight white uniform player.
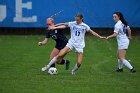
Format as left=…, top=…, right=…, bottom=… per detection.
left=114, top=20, right=129, bottom=49
left=66, top=21, right=90, bottom=53
left=107, top=12, right=136, bottom=73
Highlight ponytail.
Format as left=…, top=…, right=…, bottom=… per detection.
left=114, top=12, right=128, bottom=26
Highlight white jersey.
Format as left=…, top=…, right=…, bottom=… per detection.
left=114, top=20, right=129, bottom=49
left=68, top=21, right=90, bottom=48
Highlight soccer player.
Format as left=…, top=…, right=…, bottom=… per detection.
left=106, top=12, right=136, bottom=73
left=39, top=18, right=70, bottom=71
left=42, top=13, right=105, bottom=75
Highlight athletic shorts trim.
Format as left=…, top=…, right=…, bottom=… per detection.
left=66, top=42, right=83, bottom=53
left=118, top=42, right=129, bottom=49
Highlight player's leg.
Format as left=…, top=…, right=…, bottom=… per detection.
left=49, top=48, right=60, bottom=67
left=118, top=49, right=136, bottom=73
left=56, top=47, right=71, bottom=70
left=47, top=46, right=71, bottom=69
left=41, top=48, right=59, bottom=71
left=41, top=47, right=70, bottom=71
left=72, top=52, right=83, bottom=75
left=50, top=48, right=70, bottom=70
left=116, top=50, right=123, bottom=72
left=58, top=59, right=70, bottom=70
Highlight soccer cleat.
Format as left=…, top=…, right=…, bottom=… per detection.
left=71, top=71, right=75, bottom=75
left=130, top=68, right=136, bottom=73
left=116, top=68, right=123, bottom=72
left=66, top=60, right=70, bottom=70
left=41, top=65, right=49, bottom=72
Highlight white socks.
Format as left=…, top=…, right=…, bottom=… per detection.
left=48, top=57, right=57, bottom=67
left=122, top=59, right=133, bottom=70
left=118, top=59, right=123, bottom=69
left=72, top=64, right=79, bottom=72
left=118, top=59, right=133, bottom=70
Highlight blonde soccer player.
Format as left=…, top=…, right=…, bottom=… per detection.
left=41, top=13, right=105, bottom=75
left=39, top=18, right=70, bottom=71
left=106, top=12, right=136, bottom=73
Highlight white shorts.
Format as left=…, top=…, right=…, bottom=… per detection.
left=66, top=42, right=84, bottom=53
left=118, top=39, right=129, bottom=49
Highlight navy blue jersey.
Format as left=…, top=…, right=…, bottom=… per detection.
left=46, top=29, right=68, bottom=50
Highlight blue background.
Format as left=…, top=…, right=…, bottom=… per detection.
left=0, top=0, right=140, bottom=28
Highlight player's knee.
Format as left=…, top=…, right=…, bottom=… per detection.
left=57, top=53, right=64, bottom=59
left=54, top=55, right=63, bottom=64
left=119, top=58, right=125, bottom=62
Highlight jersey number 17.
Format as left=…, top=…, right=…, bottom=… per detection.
left=75, top=31, right=80, bottom=36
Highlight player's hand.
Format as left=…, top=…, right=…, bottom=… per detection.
left=38, top=42, right=42, bottom=46
left=48, top=26, right=55, bottom=30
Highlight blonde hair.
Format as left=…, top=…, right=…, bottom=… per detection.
left=46, top=18, right=54, bottom=23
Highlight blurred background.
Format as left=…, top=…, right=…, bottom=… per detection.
left=0, top=0, right=140, bottom=35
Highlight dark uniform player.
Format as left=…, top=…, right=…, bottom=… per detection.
left=46, top=29, right=68, bottom=51
left=38, top=18, right=70, bottom=71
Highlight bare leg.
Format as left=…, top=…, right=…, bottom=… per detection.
left=47, top=46, right=70, bottom=68
left=118, top=49, right=135, bottom=72
left=56, top=46, right=70, bottom=64
left=42, top=47, right=71, bottom=71
left=49, top=48, right=60, bottom=67
left=72, top=53, right=83, bottom=75
left=117, top=50, right=123, bottom=70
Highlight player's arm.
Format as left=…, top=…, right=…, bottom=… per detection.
left=38, top=38, right=49, bottom=46
left=49, top=25, right=66, bottom=30
left=88, top=29, right=105, bottom=39
left=54, top=23, right=69, bottom=27
left=106, top=25, right=119, bottom=39
left=126, top=26, right=132, bottom=39
left=48, top=23, right=69, bottom=30
left=106, top=32, right=117, bottom=39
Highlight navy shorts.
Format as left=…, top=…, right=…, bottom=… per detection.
left=55, top=40, right=68, bottom=50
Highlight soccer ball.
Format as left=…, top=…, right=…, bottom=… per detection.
left=48, top=67, right=58, bottom=75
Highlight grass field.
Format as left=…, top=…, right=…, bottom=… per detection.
left=0, top=35, right=140, bottom=93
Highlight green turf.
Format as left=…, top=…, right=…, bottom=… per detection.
left=0, top=35, right=140, bottom=93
